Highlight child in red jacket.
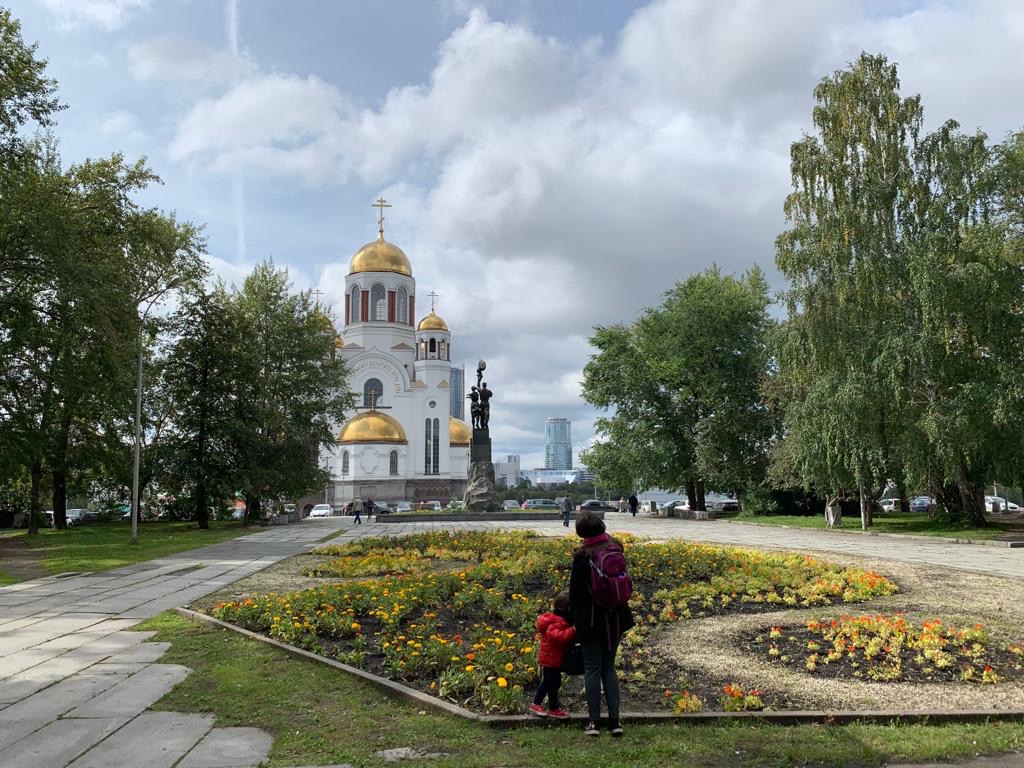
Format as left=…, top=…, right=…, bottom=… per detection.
left=529, top=591, right=575, bottom=718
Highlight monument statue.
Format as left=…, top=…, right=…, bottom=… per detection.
left=462, top=359, right=499, bottom=511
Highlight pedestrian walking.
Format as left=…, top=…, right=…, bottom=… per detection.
left=561, top=495, right=573, bottom=527
left=627, top=494, right=638, bottom=517
left=568, top=512, right=634, bottom=737
left=366, top=497, right=376, bottom=522
left=618, top=497, right=626, bottom=514
left=352, top=496, right=363, bottom=525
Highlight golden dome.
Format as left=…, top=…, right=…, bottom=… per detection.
left=449, top=416, right=471, bottom=446
left=337, top=410, right=407, bottom=444
left=348, top=235, right=412, bottom=277
left=417, top=310, right=449, bottom=332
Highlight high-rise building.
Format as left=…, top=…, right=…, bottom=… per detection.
left=494, top=454, right=521, bottom=487
left=450, top=364, right=465, bottom=420
left=544, top=417, right=572, bottom=470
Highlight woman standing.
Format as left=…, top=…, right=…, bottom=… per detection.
left=568, top=512, right=634, bottom=737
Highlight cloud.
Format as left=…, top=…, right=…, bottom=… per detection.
left=160, top=0, right=1024, bottom=471
left=128, top=34, right=257, bottom=92
left=40, top=0, right=149, bottom=31
left=97, top=110, right=148, bottom=142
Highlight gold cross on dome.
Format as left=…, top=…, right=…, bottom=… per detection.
left=311, top=288, right=324, bottom=305
left=428, top=291, right=439, bottom=312
left=372, top=197, right=391, bottom=238
left=368, top=391, right=379, bottom=411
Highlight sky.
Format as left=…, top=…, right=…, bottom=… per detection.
left=9, top=0, right=1024, bottom=470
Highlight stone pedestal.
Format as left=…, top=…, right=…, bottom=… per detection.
left=463, top=428, right=498, bottom=511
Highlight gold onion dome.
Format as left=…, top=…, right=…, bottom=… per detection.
left=417, top=310, right=448, bottom=332
left=348, top=234, right=412, bottom=277
left=337, top=410, right=407, bottom=444
left=449, top=417, right=471, bottom=446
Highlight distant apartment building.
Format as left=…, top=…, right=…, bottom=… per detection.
left=544, top=417, right=572, bottom=470
left=450, top=364, right=465, bottom=420
left=494, top=454, right=521, bottom=487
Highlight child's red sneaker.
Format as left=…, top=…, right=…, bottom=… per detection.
left=528, top=703, right=547, bottom=717
left=547, top=708, right=570, bottom=719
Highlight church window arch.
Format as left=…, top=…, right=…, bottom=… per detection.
left=431, top=418, right=440, bottom=474
left=428, top=337, right=436, bottom=357
left=389, top=450, right=398, bottom=476
left=424, top=418, right=432, bottom=474
left=363, top=378, right=384, bottom=408
left=370, top=284, right=386, bottom=321
left=397, top=286, right=408, bottom=324
left=350, top=286, right=360, bottom=324
left=341, top=450, right=349, bottom=475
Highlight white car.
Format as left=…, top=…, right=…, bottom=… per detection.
left=880, top=498, right=900, bottom=513
left=308, top=504, right=333, bottom=518
left=986, top=496, right=1020, bottom=514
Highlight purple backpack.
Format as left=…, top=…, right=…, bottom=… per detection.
left=589, top=546, right=633, bottom=608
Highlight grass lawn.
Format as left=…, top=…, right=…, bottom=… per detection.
left=141, top=612, right=1024, bottom=768
left=731, top=512, right=1014, bottom=540
left=0, top=521, right=252, bottom=581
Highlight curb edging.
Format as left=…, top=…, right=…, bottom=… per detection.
left=175, top=608, right=1024, bottom=727
left=723, top=519, right=1024, bottom=548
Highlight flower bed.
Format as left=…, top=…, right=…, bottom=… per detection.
left=210, top=530, right=897, bottom=714
left=749, top=614, right=1024, bottom=684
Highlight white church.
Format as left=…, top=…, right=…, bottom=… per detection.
left=319, top=200, right=471, bottom=507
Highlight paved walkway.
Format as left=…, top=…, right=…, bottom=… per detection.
left=1, top=515, right=1022, bottom=768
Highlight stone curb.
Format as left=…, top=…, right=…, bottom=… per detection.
left=375, top=511, right=603, bottom=523
left=722, top=519, right=1024, bottom=548
left=174, top=608, right=1024, bottom=727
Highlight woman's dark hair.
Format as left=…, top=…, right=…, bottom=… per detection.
left=575, top=511, right=606, bottom=538
left=553, top=590, right=570, bottom=613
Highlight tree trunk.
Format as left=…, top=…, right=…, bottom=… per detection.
left=957, top=458, right=987, bottom=527
left=195, top=478, right=209, bottom=530
left=859, top=484, right=872, bottom=529
left=28, top=460, right=42, bottom=535
left=897, top=481, right=908, bottom=519
left=245, top=492, right=261, bottom=523
left=695, top=479, right=707, bottom=512
left=685, top=480, right=697, bottom=511
left=52, top=466, right=67, bottom=530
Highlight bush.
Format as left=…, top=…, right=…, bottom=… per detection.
left=741, top=488, right=778, bottom=516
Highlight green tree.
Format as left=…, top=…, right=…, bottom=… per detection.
left=582, top=267, right=773, bottom=508
left=0, top=8, right=62, bottom=155
left=226, top=263, right=353, bottom=521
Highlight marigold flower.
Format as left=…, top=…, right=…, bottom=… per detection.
left=497, top=677, right=508, bottom=688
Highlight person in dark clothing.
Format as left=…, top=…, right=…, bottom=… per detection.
left=366, top=497, right=376, bottom=522
left=560, top=495, right=573, bottom=527
left=627, top=494, right=638, bottom=517
left=567, top=512, right=634, bottom=737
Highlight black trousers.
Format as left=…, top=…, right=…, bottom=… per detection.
left=532, top=666, right=563, bottom=710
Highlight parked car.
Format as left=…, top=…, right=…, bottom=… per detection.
left=65, top=508, right=94, bottom=526
left=309, top=503, right=333, bottom=518
left=909, top=496, right=935, bottom=514
left=708, top=498, right=739, bottom=512
left=373, top=501, right=391, bottom=514
left=578, top=499, right=616, bottom=513
left=986, top=496, right=1021, bottom=513
left=417, top=500, right=442, bottom=511
left=659, top=500, right=685, bottom=514
left=42, top=510, right=54, bottom=527
left=523, top=499, right=558, bottom=509
left=395, top=501, right=413, bottom=513
left=879, top=498, right=901, bottom=513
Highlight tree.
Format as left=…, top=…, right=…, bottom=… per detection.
left=226, top=263, right=353, bottom=521
left=0, top=8, right=62, bottom=155
left=582, top=267, right=773, bottom=508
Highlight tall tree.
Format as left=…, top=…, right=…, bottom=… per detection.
left=0, top=8, right=62, bottom=155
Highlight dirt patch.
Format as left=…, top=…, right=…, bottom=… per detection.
left=0, top=535, right=46, bottom=582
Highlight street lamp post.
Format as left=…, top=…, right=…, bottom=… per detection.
left=131, top=277, right=181, bottom=545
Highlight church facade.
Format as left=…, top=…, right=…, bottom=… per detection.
left=321, top=209, right=470, bottom=506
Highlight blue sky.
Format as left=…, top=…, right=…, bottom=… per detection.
left=10, top=0, right=1024, bottom=470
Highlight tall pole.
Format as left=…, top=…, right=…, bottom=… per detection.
left=131, top=331, right=144, bottom=545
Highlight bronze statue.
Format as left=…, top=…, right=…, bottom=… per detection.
left=468, top=386, right=482, bottom=429
left=478, top=382, right=492, bottom=429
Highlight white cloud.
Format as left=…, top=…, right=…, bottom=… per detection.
left=128, top=34, right=257, bottom=92
left=41, top=0, right=149, bottom=31
left=98, top=110, right=147, bottom=141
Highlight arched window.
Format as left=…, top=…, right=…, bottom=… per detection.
left=431, top=417, right=440, bottom=474
left=397, top=286, right=408, bottom=324
left=341, top=451, right=349, bottom=475
left=371, top=284, right=386, bottom=321
left=439, top=340, right=447, bottom=361
left=424, top=418, right=432, bottom=474
left=389, top=450, right=398, bottom=476
left=350, top=286, right=360, bottom=323
left=363, top=378, right=384, bottom=408
left=428, top=338, right=436, bottom=357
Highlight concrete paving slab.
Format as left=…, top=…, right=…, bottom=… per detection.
left=0, top=651, right=107, bottom=704
left=0, top=646, right=67, bottom=680
left=179, top=727, right=273, bottom=768
left=0, top=672, right=130, bottom=751
left=85, top=662, right=150, bottom=675
left=65, top=664, right=191, bottom=718
left=111, top=642, right=170, bottom=663
left=0, top=715, right=127, bottom=768
left=68, top=711, right=215, bottom=768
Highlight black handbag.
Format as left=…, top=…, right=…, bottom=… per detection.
left=562, top=643, right=584, bottom=675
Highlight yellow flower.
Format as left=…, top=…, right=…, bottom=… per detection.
left=351, top=622, right=361, bottom=632
left=497, top=677, right=508, bottom=688
left=504, top=663, right=514, bottom=672
left=465, top=665, right=475, bottom=672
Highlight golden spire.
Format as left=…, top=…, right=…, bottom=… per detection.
left=372, top=197, right=392, bottom=240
